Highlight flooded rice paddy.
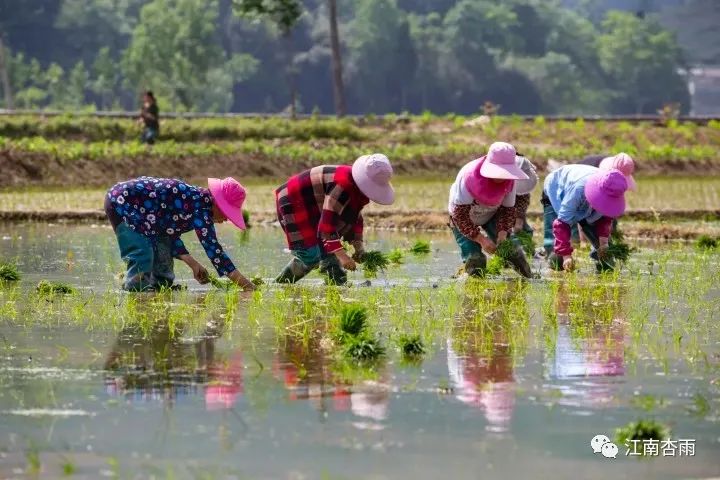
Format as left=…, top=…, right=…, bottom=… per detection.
left=0, top=223, right=719, bottom=479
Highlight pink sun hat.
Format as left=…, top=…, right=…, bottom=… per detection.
left=207, top=177, right=247, bottom=230
left=584, top=169, right=628, bottom=218
left=599, top=153, right=637, bottom=191
left=352, top=153, right=395, bottom=205
left=479, top=142, right=529, bottom=180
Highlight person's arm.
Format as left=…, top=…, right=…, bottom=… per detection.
left=451, top=204, right=496, bottom=253
left=513, top=194, right=531, bottom=232
left=349, top=213, right=365, bottom=262
left=194, top=212, right=255, bottom=290
left=594, top=216, right=613, bottom=259
left=318, top=185, right=357, bottom=270
left=553, top=186, right=585, bottom=259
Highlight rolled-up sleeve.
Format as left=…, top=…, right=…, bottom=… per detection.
left=318, top=184, right=349, bottom=253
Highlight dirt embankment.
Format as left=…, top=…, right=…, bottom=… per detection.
left=2, top=149, right=719, bottom=188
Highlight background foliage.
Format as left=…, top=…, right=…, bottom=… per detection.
left=0, top=0, right=713, bottom=115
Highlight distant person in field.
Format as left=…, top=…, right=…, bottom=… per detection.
left=542, top=165, right=629, bottom=273
left=105, top=176, right=256, bottom=291
left=448, top=142, right=533, bottom=278
left=138, top=90, right=159, bottom=144
left=274, top=154, right=395, bottom=286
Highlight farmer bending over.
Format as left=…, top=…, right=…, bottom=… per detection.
left=275, top=154, right=395, bottom=285
left=105, top=176, right=256, bottom=291
left=448, top=142, right=533, bottom=278
left=542, top=165, right=628, bottom=272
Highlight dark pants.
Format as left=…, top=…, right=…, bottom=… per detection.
left=141, top=127, right=158, bottom=145
left=105, top=197, right=174, bottom=291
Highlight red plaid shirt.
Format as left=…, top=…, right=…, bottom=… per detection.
left=275, top=165, right=369, bottom=253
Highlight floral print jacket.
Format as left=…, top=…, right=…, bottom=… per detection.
left=106, top=177, right=235, bottom=275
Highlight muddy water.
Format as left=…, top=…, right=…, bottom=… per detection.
left=1, top=223, right=719, bottom=479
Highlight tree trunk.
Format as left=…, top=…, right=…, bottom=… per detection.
left=0, top=37, right=14, bottom=109
left=327, top=0, right=346, bottom=117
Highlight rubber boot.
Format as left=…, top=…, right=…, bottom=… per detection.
left=275, top=258, right=314, bottom=284
left=319, top=256, right=347, bottom=286
left=152, top=237, right=176, bottom=289
left=547, top=252, right=563, bottom=271
left=506, top=245, right=533, bottom=278
left=464, top=254, right=487, bottom=278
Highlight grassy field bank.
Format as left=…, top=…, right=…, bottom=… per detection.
left=2, top=115, right=719, bottom=187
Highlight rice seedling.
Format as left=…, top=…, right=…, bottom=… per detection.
left=514, top=230, right=535, bottom=256
left=615, top=419, right=670, bottom=451
left=695, top=235, right=718, bottom=250
left=361, top=250, right=389, bottom=278
left=397, top=334, right=425, bottom=358
left=387, top=248, right=405, bottom=264
left=607, top=240, right=635, bottom=262
left=0, top=262, right=21, bottom=282
left=36, top=280, right=77, bottom=295
left=409, top=240, right=431, bottom=255
left=486, top=255, right=505, bottom=276
left=251, top=275, right=265, bottom=286
left=494, top=239, right=517, bottom=262
left=208, top=275, right=235, bottom=290
left=343, top=336, right=385, bottom=362
left=336, top=304, right=368, bottom=340
left=242, top=209, right=251, bottom=227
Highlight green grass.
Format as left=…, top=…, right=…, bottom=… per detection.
left=36, top=280, right=77, bottom=295
left=0, top=262, right=20, bottom=282
left=409, top=240, right=431, bottom=255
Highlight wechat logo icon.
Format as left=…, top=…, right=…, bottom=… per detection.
left=591, top=434, right=618, bottom=459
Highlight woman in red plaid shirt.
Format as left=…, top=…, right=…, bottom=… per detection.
left=275, top=154, right=394, bottom=285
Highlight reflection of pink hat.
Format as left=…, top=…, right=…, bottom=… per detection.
left=584, top=169, right=628, bottom=218
left=599, top=153, right=637, bottom=191
left=479, top=142, right=529, bottom=180
left=352, top=154, right=395, bottom=205
left=207, top=177, right=247, bottom=230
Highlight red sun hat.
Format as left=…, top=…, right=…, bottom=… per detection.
left=207, top=177, right=247, bottom=230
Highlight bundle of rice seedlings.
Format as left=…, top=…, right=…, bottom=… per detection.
left=0, top=263, right=20, bottom=282
left=696, top=235, right=718, bottom=250
left=36, top=280, right=76, bottom=295
left=408, top=240, right=431, bottom=255
left=337, top=304, right=368, bottom=338
left=250, top=275, right=265, bottom=286
left=242, top=209, right=251, bottom=227
left=398, top=334, right=425, bottom=357
left=494, top=239, right=517, bottom=262
left=387, top=248, right=405, bottom=264
left=514, top=230, right=535, bottom=256
left=486, top=255, right=505, bottom=276
left=343, top=336, right=385, bottom=362
left=362, top=250, right=389, bottom=278
left=607, top=241, right=634, bottom=262
left=615, top=419, right=669, bottom=454
left=209, top=274, right=235, bottom=290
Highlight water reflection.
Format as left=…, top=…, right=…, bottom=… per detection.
left=447, top=282, right=528, bottom=432
left=273, top=324, right=390, bottom=429
left=544, top=282, right=627, bottom=407
left=103, top=296, right=243, bottom=411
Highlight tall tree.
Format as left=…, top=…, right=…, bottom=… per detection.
left=347, top=0, right=417, bottom=113
left=0, top=37, right=12, bottom=108
left=233, top=0, right=303, bottom=116
left=327, top=0, right=346, bottom=116
left=122, top=0, right=257, bottom=112
left=597, top=11, right=689, bottom=113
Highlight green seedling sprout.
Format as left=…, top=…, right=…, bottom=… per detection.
left=486, top=255, right=504, bottom=276
left=242, top=209, right=251, bottom=227
left=362, top=250, right=389, bottom=278
left=36, top=280, right=76, bottom=295
left=398, top=334, right=425, bottom=357
left=615, top=419, right=670, bottom=454
left=208, top=274, right=236, bottom=290
left=387, top=248, right=405, bottom=264
left=0, top=262, right=21, bottom=282
left=251, top=275, right=265, bottom=286
left=409, top=240, right=431, bottom=255
left=337, top=304, right=368, bottom=339
left=343, top=335, right=385, bottom=362
left=514, top=230, right=535, bottom=256
left=695, top=235, right=718, bottom=250
left=494, top=239, right=517, bottom=262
